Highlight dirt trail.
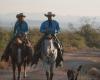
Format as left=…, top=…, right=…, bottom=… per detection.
left=0, top=52, right=100, bottom=80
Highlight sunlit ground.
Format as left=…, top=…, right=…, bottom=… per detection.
left=0, top=51, right=100, bottom=80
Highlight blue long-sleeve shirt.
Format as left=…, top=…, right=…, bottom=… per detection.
left=14, top=21, right=28, bottom=35
left=40, top=20, right=60, bottom=34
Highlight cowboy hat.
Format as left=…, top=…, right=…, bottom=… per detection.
left=44, top=12, right=55, bottom=17
left=16, top=13, right=26, bottom=18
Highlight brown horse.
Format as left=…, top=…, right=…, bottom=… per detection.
left=1, top=34, right=33, bottom=80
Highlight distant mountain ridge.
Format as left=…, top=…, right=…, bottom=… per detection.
left=0, top=13, right=100, bottom=29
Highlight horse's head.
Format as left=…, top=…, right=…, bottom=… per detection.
left=45, top=34, right=53, bottom=40
left=42, top=34, right=57, bottom=60
left=44, top=34, right=54, bottom=52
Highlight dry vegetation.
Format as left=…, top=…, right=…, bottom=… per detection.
left=1, top=23, right=100, bottom=52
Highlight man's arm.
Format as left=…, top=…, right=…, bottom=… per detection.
left=56, top=22, right=60, bottom=33
left=24, top=22, right=29, bottom=34
left=14, top=23, right=17, bottom=35
left=40, top=22, right=46, bottom=33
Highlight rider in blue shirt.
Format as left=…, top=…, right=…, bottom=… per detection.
left=40, top=20, right=60, bottom=34
left=14, top=13, right=29, bottom=36
left=2, top=13, right=30, bottom=62
left=33, top=12, right=63, bottom=67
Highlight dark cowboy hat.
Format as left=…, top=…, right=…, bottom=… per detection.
left=44, top=12, right=55, bottom=17
left=16, top=13, right=26, bottom=18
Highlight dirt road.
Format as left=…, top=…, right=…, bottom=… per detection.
left=0, top=51, right=100, bottom=80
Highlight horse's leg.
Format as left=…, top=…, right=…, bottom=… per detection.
left=23, top=62, right=27, bottom=78
left=46, top=71, right=49, bottom=80
left=17, top=65, right=21, bottom=80
left=50, top=64, right=54, bottom=80
left=12, top=64, right=16, bottom=80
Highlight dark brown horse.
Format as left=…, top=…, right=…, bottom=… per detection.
left=1, top=34, right=33, bottom=80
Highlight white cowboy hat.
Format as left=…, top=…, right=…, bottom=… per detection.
left=16, top=13, right=26, bottom=18
left=44, top=12, right=55, bottom=17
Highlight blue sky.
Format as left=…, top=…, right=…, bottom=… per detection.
left=0, top=0, right=100, bottom=16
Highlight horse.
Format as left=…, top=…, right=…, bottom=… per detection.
left=1, top=34, right=33, bottom=80
left=41, top=34, right=58, bottom=80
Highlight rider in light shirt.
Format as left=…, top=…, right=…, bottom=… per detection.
left=33, top=12, right=63, bottom=67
